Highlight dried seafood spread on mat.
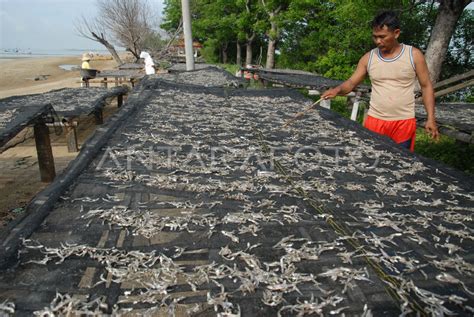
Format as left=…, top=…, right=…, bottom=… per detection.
left=0, top=78, right=472, bottom=316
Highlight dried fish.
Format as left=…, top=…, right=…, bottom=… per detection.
left=0, top=300, right=15, bottom=315
left=436, top=273, right=474, bottom=295
left=277, top=294, right=344, bottom=317
left=33, top=293, right=108, bottom=316
left=221, top=230, right=240, bottom=243
left=318, top=267, right=371, bottom=293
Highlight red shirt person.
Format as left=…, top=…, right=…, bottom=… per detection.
left=322, top=11, right=439, bottom=151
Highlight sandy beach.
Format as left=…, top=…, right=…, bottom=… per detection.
left=0, top=54, right=131, bottom=226
left=0, top=54, right=121, bottom=98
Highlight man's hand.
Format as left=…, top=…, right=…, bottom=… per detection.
left=321, top=87, right=341, bottom=100
left=425, top=119, right=439, bottom=140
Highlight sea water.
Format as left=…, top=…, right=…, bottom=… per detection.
left=0, top=48, right=116, bottom=59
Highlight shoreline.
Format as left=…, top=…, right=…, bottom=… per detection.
left=0, top=55, right=120, bottom=98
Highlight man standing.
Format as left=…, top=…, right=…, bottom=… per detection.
left=322, top=11, right=439, bottom=151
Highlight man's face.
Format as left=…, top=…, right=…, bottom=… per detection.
left=372, top=25, right=400, bottom=52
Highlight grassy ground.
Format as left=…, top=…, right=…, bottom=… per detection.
left=415, top=128, right=474, bottom=174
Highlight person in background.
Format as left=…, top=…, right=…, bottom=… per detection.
left=81, top=54, right=91, bottom=69
left=80, top=54, right=92, bottom=87
left=322, top=10, right=439, bottom=152
left=140, top=51, right=155, bottom=75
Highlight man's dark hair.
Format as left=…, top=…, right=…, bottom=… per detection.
left=371, top=10, right=400, bottom=30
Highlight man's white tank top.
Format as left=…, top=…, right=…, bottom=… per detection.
left=367, top=44, right=417, bottom=120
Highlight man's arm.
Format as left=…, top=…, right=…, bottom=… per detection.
left=413, top=47, right=439, bottom=140
left=321, top=52, right=370, bottom=99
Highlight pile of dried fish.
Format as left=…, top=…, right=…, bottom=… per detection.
left=33, top=293, right=109, bottom=317
left=0, top=87, right=127, bottom=117
left=156, top=66, right=243, bottom=87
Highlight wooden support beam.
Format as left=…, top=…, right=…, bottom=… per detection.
left=416, top=71, right=474, bottom=98
left=308, top=90, right=321, bottom=96
left=117, top=94, right=123, bottom=108
left=33, top=122, right=56, bottom=182
left=433, top=69, right=474, bottom=90
left=321, top=99, right=331, bottom=109
left=418, top=119, right=473, bottom=144
left=434, top=79, right=474, bottom=98
left=94, top=110, right=104, bottom=125
left=351, top=99, right=360, bottom=121
left=65, top=121, right=79, bottom=152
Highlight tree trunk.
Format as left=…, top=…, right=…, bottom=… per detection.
left=236, top=42, right=242, bottom=66
left=245, top=43, right=253, bottom=66
left=104, top=43, right=123, bottom=65
left=424, top=0, right=470, bottom=83
left=265, top=20, right=278, bottom=69
left=222, top=46, right=228, bottom=64
left=92, top=32, right=123, bottom=65
left=266, top=39, right=276, bottom=69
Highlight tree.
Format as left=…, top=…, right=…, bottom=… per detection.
left=76, top=0, right=158, bottom=63
left=260, top=0, right=290, bottom=69
left=424, top=0, right=472, bottom=82
left=193, top=0, right=239, bottom=64
left=237, top=0, right=266, bottom=65
left=442, top=8, right=473, bottom=78
left=97, top=0, right=156, bottom=60
left=75, top=16, right=123, bottom=65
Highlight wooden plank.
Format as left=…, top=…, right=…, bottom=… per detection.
left=433, top=69, right=474, bottom=89
left=33, top=122, right=56, bottom=182
left=418, top=119, right=473, bottom=144
left=434, top=79, right=474, bottom=98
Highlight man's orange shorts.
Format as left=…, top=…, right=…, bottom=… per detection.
left=364, top=115, right=417, bottom=152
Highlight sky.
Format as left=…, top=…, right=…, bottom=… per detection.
left=0, top=0, right=165, bottom=51
left=1, top=1, right=472, bottom=52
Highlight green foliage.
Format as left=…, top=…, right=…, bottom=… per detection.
left=216, top=63, right=240, bottom=76
left=161, top=0, right=182, bottom=32
left=200, top=39, right=220, bottom=64
left=329, top=96, right=351, bottom=118
left=161, top=1, right=472, bottom=85
left=415, top=129, right=474, bottom=175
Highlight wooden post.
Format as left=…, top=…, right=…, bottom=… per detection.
left=65, top=121, right=79, bottom=152
left=94, top=110, right=104, bottom=125
left=117, top=94, right=123, bottom=108
left=350, top=96, right=361, bottom=121
left=102, top=77, right=108, bottom=88
left=33, top=122, right=56, bottom=182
